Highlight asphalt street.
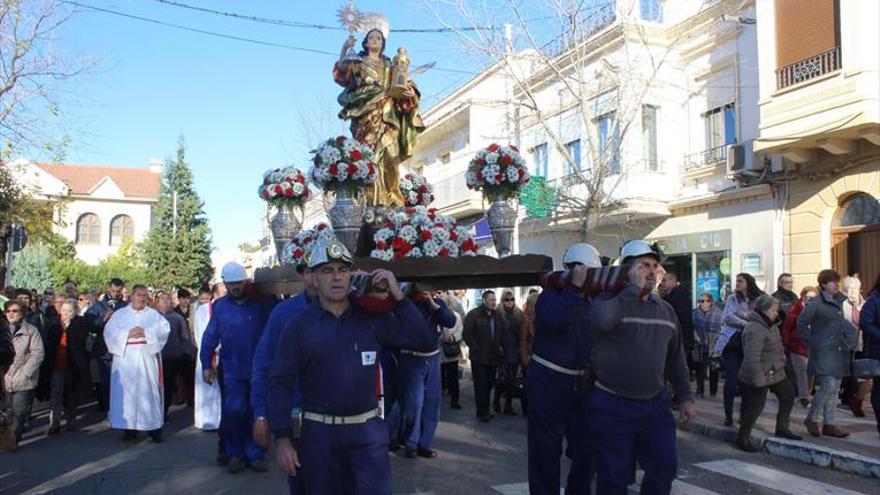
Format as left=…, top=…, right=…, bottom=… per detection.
left=1, top=381, right=876, bottom=495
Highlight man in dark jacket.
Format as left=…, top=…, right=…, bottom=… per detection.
left=84, top=278, right=128, bottom=412
left=462, top=290, right=507, bottom=423
left=157, top=292, right=193, bottom=421
left=661, top=272, right=695, bottom=371
left=772, top=273, right=798, bottom=323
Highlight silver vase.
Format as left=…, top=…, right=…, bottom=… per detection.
left=486, top=198, right=517, bottom=257
left=269, top=205, right=303, bottom=262
left=328, top=188, right=364, bottom=254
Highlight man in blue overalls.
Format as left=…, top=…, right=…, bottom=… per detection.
left=201, top=262, right=274, bottom=474
left=399, top=290, right=456, bottom=459
left=528, top=243, right=601, bottom=495
left=268, top=239, right=435, bottom=494
left=590, top=240, right=697, bottom=495
left=251, top=268, right=316, bottom=494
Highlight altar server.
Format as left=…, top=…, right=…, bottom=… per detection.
left=105, top=284, right=170, bottom=442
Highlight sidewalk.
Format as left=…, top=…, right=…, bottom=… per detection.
left=681, top=389, right=880, bottom=479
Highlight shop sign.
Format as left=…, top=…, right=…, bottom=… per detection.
left=650, top=229, right=731, bottom=255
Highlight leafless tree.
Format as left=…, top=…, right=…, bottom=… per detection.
left=0, top=0, right=92, bottom=155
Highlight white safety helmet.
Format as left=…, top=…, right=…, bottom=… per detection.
left=306, top=238, right=353, bottom=269
left=619, top=239, right=662, bottom=264
left=562, top=243, right=602, bottom=268
left=221, top=262, right=248, bottom=283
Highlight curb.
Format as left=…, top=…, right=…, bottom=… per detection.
left=680, top=421, right=880, bottom=479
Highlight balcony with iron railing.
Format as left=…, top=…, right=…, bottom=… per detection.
left=431, top=171, right=484, bottom=218
left=684, top=145, right=726, bottom=172
left=776, top=47, right=841, bottom=90
left=539, top=2, right=617, bottom=59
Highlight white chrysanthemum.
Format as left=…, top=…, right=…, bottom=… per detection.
left=399, top=225, right=417, bottom=243
left=485, top=152, right=499, bottom=164
left=422, top=239, right=441, bottom=257
left=370, top=249, right=394, bottom=261
left=406, top=247, right=423, bottom=258
left=374, top=228, right=394, bottom=241
left=506, top=167, right=520, bottom=183
left=401, top=178, right=414, bottom=191
left=442, top=240, right=459, bottom=256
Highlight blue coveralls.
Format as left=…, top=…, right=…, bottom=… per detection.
left=398, top=298, right=455, bottom=451
left=251, top=293, right=310, bottom=493
left=200, top=296, right=273, bottom=464
left=528, top=286, right=593, bottom=495
left=268, top=298, right=435, bottom=495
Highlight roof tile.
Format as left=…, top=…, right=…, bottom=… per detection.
left=36, top=162, right=161, bottom=199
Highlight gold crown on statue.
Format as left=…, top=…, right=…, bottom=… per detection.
left=337, top=2, right=390, bottom=38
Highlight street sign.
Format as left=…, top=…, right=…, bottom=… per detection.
left=10, top=224, right=27, bottom=252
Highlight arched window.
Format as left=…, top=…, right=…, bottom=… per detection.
left=76, top=213, right=101, bottom=245
left=835, top=193, right=880, bottom=228
left=110, top=214, right=135, bottom=245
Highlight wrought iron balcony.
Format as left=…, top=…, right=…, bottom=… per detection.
left=776, top=47, right=841, bottom=90
left=684, top=145, right=726, bottom=171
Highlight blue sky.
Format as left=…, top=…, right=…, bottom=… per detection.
left=53, top=1, right=494, bottom=252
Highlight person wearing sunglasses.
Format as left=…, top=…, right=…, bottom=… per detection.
left=2, top=300, right=45, bottom=446
left=693, top=294, right=723, bottom=398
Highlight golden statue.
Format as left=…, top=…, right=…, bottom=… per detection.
left=333, top=27, right=425, bottom=207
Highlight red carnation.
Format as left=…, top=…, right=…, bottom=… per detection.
left=429, top=194, right=435, bottom=202
left=368, top=163, right=376, bottom=176
left=284, top=188, right=293, bottom=197
left=274, top=185, right=283, bottom=194
left=350, top=149, right=362, bottom=161
left=487, top=143, right=500, bottom=152
left=376, top=240, right=387, bottom=250
left=418, top=184, right=428, bottom=193
left=420, top=230, right=433, bottom=241
left=293, top=248, right=304, bottom=259
left=495, top=174, right=504, bottom=183
left=476, top=171, right=483, bottom=180
left=460, top=238, right=476, bottom=252
left=439, top=247, right=450, bottom=257
left=500, top=155, right=513, bottom=166
left=475, top=158, right=486, bottom=166
left=295, top=174, right=306, bottom=183
left=329, top=163, right=339, bottom=176
left=303, top=236, right=313, bottom=243
left=260, top=190, right=269, bottom=199
left=346, top=164, right=358, bottom=175
left=450, top=231, right=459, bottom=241
left=317, top=224, right=327, bottom=231
left=405, top=174, right=413, bottom=179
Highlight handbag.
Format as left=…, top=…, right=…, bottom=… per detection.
left=510, top=369, right=527, bottom=399
left=442, top=340, right=461, bottom=359
left=723, top=330, right=743, bottom=354
left=852, top=358, right=880, bottom=378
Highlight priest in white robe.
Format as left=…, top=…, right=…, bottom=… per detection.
left=193, top=302, right=221, bottom=430
left=104, top=284, right=170, bottom=442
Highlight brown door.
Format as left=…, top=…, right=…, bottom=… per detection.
left=831, top=232, right=849, bottom=278
left=849, top=229, right=880, bottom=292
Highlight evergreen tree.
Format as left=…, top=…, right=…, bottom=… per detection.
left=10, top=243, right=54, bottom=292
left=142, top=138, right=213, bottom=289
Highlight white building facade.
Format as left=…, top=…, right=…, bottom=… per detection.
left=10, top=159, right=161, bottom=265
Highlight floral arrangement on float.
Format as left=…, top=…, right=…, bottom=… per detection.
left=466, top=143, right=530, bottom=257
left=399, top=172, right=434, bottom=207
left=282, top=222, right=336, bottom=268
left=465, top=143, right=530, bottom=201
left=370, top=206, right=478, bottom=261
left=258, top=166, right=312, bottom=208
left=309, top=135, right=379, bottom=192
left=310, top=135, right=380, bottom=253
left=259, top=166, right=311, bottom=261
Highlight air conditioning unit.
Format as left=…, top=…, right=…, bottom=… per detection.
left=726, top=140, right=766, bottom=177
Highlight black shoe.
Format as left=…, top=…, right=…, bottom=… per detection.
left=227, top=457, right=245, bottom=473
left=403, top=447, right=417, bottom=459
left=478, top=414, right=492, bottom=423
left=450, top=402, right=462, bottom=410
left=216, top=453, right=230, bottom=466
left=389, top=442, right=402, bottom=452
left=149, top=429, right=163, bottom=443
left=122, top=430, right=138, bottom=442
left=735, top=438, right=761, bottom=453
left=724, top=416, right=733, bottom=427
left=774, top=429, right=803, bottom=441
left=417, top=447, right=438, bottom=458
left=47, top=425, right=62, bottom=436
left=503, top=405, right=516, bottom=416
left=493, top=402, right=502, bottom=414
left=248, top=459, right=268, bottom=472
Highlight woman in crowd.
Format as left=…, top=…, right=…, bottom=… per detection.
left=47, top=299, right=91, bottom=433
left=840, top=276, right=870, bottom=417
left=736, top=294, right=802, bottom=451
left=781, top=286, right=817, bottom=407
left=439, top=292, right=464, bottom=410
left=714, top=273, right=764, bottom=426
left=859, top=274, right=880, bottom=435
left=495, top=290, right=524, bottom=416
left=3, top=300, right=45, bottom=445
left=693, top=293, right=723, bottom=398
left=77, top=291, right=95, bottom=316
left=797, top=269, right=860, bottom=437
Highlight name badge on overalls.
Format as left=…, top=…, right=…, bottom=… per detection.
left=361, top=351, right=377, bottom=366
